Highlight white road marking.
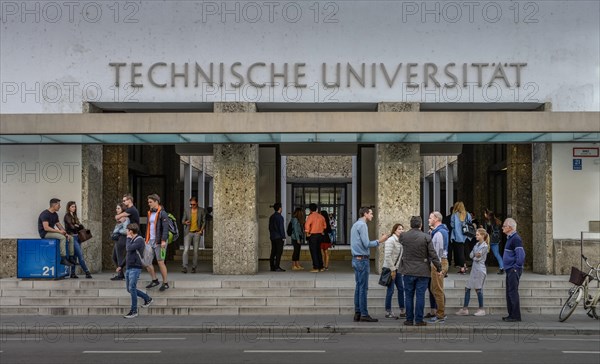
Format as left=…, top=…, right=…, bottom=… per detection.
left=562, top=351, right=600, bottom=354
left=83, top=351, right=161, bottom=354
left=399, top=337, right=470, bottom=340
left=122, top=337, right=186, bottom=341
left=244, top=350, right=326, bottom=353
left=405, top=350, right=482, bottom=353
left=540, top=338, right=600, bottom=341
left=256, top=337, right=331, bottom=340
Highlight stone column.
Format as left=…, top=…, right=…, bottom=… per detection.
left=507, top=144, right=533, bottom=268
left=101, top=146, right=128, bottom=270
left=375, top=102, right=421, bottom=271
left=457, top=145, right=475, bottom=211
left=532, top=144, right=553, bottom=274
left=81, top=145, right=103, bottom=273
left=213, top=102, right=259, bottom=274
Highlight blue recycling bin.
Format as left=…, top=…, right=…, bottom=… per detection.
left=17, top=239, right=70, bottom=279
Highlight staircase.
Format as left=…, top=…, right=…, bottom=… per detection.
left=0, top=267, right=589, bottom=317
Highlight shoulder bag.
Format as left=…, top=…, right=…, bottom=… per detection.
left=378, top=250, right=402, bottom=287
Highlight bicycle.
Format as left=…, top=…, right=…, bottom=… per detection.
left=558, top=254, right=600, bottom=322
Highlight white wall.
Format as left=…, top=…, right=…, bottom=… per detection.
left=552, top=143, right=600, bottom=239
left=0, top=145, right=82, bottom=238
left=1, top=1, right=598, bottom=112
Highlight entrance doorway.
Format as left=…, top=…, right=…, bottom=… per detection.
left=291, top=183, right=347, bottom=244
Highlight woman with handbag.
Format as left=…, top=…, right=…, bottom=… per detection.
left=450, top=201, right=471, bottom=274
left=111, top=203, right=130, bottom=281
left=63, top=201, right=92, bottom=279
left=383, top=223, right=405, bottom=319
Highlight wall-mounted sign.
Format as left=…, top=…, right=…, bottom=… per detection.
left=573, top=159, right=582, bottom=170
left=573, top=147, right=599, bottom=157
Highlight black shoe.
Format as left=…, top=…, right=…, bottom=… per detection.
left=424, top=313, right=435, bottom=319
left=415, top=321, right=427, bottom=326
left=68, top=257, right=80, bottom=266
left=270, top=268, right=276, bottom=272
left=85, top=272, right=93, bottom=279
left=182, top=267, right=188, bottom=274
left=70, top=273, right=79, bottom=279
left=359, top=315, right=378, bottom=322
left=275, top=268, right=286, bottom=272
left=60, top=257, right=74, bottom=266
left=146, top=280, right=160, bottom=289
left=497, top=269, right=505, bottom=275
left=159, top=283, right=170, bottom=292
left=191, top=267, right=196, bottom=273
left=353, top=313, right=360, bottom=322
left=403, top=321, right=414, bottom=326
left=110, top=275, right=124, bottom=281
left=503, top=317, right=521, bottom=322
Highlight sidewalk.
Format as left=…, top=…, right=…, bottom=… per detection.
left=1, top=313, right=598, bottom=336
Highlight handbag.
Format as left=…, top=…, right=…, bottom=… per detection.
left=77, top=229, right=93, bottom=243
left=111, top=232, right=121, bottom=241
left=378, top=249, right=402, bottom=287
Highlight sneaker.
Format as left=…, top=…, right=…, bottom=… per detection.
left=70, top=273, right=79, bottom=279
left=497, top=269, right=505, bottom=275
left=191, top=267, right=196, bottom=273
left=141, top=298, right=153, bottom=308
left=474, top=309, right=486, bottom=317
left=310, top=269, right=319, bottom=273
left=385, top=312, right=398, bottom=319
left=403, top=321, right=414, bottom=326
left=359, top=315, right=378, bottom=322
left=146, top=280, right=160, bottom=289
left=292, top=266, right=301, bottom=271
left=159, top=283, right=170, bottom=292
left=424, top=312, right=436, bottom=319
left=429, top=316, right=446, bottom=323
left=456, top=308, right=469, bottom=316
left=182, top=267, right=188, bottom=274
left=85, top=272, right=93, bottom=279
left=123, top=311, right=138, bottom=319
left=60, top=257, right=74, bottom=266
left=110, top=275, right=124, bottom=281
left=399, top=312, right=406, bottom=318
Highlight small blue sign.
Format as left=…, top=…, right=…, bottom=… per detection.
left=573, top=159, right=582, bottom=170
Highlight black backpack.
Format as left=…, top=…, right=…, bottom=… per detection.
left=286, top=220, right=293, bottom=237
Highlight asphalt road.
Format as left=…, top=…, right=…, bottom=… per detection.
left=1, top=331, right=599, bottom=364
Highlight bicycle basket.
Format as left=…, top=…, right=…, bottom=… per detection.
left=569, top=266, right=587, bottom=286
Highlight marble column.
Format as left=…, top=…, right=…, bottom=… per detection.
left=80, top=145, right=103, bottom=273
left=213, top=102, right=259, bottom=274
left=507, top=144, right=533, bottom=269
left=101, top=146, right=128, bottom=270
left=532, top=143, right=553, bottom=274
left=376, top=102, right=421, bottom=271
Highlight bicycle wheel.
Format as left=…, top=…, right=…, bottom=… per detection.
left=559, top=286, right=582, bottom=322
left=590, top=295, right=600, bottom=320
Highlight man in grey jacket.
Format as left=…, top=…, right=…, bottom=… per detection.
left=399, top=216, right=443, bottom=326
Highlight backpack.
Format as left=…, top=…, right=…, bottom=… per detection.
left=286, top=220, right=293, bottom=237
left=491, top=225, right=501, bottom=243
left=166, top=212, right=179, bottom=244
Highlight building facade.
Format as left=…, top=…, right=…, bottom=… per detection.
left=1, top=1, right=599, bottom=276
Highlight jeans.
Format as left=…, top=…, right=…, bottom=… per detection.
left=506, top=268, right=522, bottom=320
left=385, top=272, right=405, bottom=312
left=403, top=275, right=429, bottom=323
left=464, top=288, right=484, bottom=308
left=112, top=235, right=126, bottom=276
left=291, top=239, right=301, bottom=261
left=183, top=231, right=202, bottom=268
left=126, top=268, right=151, bottom=313
left=352, top=257, right=370, bottom=316
left=269, top=238, right=284, bottom=270
left=70, top=237, right=89, bottom=274
left=308, top=235, right=323, bottom=269
left=490, top=243, right=504, bottom=269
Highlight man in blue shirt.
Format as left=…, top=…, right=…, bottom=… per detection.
left=350, top=207, right=389, bottom=322
left=501, top=218, right=526, bottom=322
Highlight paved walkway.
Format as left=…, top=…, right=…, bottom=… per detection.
left=1, top=313, right=598, bottom=336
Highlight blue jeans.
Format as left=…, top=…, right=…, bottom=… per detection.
left=71, top=237, right=89, bottom=274
left=352, top=257, right=370, bottom=316
left=490, top=243, right=504, bottom=269
left=403, top=275, right=429, bottom=323
left=464, top=288, right=484, bottom=308
left=126, top=268, right=151, bottom=313
left=385, top=272, right=405, bottom=312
